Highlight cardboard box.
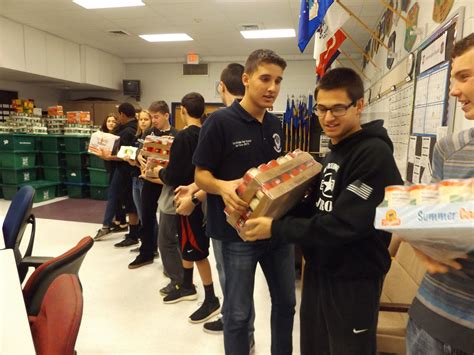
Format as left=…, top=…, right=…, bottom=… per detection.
left=67, top=111, right=91, bottom=124
left=117, top=146, right=138, bottom=160
left=88, top=131, right=120, bottom=156
left=141, top=135, right=174, bottom=168
left=226, top=151, right=322, bottom=239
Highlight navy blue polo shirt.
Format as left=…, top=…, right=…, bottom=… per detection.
left=193, top=100, right=283, bottom=242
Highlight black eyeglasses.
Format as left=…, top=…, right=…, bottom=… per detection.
left=313, top=100, right=356, bottom=117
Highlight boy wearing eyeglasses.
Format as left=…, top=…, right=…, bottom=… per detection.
left=242, top=67, right=403, bottom=354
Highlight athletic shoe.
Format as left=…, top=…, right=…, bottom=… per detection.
left=128, top=254, right=154, bottom=269
left=203, top=317, right=224, bottom=334
left=162, top=284, right=197, bottom=304
left=94, top=227, right=111, bottom=241
left=110, top=224, right=128, bottom=233
left=189, top=298, right=220, bottom=324
left=114, top=237, right=139, bottom=248
left=159, top=282, right=176, bottom=296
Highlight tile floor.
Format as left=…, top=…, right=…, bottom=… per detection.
left=1, top=197, right=301, bottom=355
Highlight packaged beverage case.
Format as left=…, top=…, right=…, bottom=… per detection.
left=409, top=184, right=439, bottom=205
left=141, top=135, right=174, bottom=170
left=384, top=185, right=410, bottom=207
left=438, top=179, right=473, bottom=203
left=226, top=149, right=322, bottom=239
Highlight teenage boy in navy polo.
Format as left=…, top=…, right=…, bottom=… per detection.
left=193, top=49, right=296, bottom=355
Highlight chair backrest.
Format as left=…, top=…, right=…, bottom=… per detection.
left=29, top=274, right=83, bottom=355
left=23, top=236, right=94, bottom=316
left=381, top=242, right=427, bottom=304
left=2, top=185, right=35, bottom=250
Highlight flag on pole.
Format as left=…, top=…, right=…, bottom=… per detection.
left=298, top=0, right=324, bottom=52
left=316, top=40, right=343, bottom=77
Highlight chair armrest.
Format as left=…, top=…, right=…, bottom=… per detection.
left=379, top=302, right=410, bottom=313
left=20, top=256, right=53, bottom=268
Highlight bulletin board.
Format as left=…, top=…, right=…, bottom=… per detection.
left=363, top=7, right=464, bottom=183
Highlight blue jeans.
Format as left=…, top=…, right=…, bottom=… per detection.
left=222, top=240, right=295, bottom=355
left=102, top=169, right=122, bottom=227
left=407, top=318, right=472, bottom=355
left=212, top=239, right=255, bottom=340
left=132, top=177, right=144, bottom=223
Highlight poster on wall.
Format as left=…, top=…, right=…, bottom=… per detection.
left=401, top=0, right=411, bottom=12
left=432, top=0, right=455, bottom=23
left=419, top=31, right=447, bottom=73
left=387, top=31, right=397, bottom=70
left=406, top=135, right=437, bottom=183
left=404, top=2, right=419, bottom=52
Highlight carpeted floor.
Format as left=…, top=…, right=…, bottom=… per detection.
left=32, top=198, right=106, bottom=224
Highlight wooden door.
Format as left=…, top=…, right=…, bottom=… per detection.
left=172, top=102, right=224, bottom=131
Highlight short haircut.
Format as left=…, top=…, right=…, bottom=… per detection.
left=315, top=67, right=364, bottom=102
left=118, top=102, right=136, bottom=118
left=101, top=113, right=117, bottom=133
left=181, top=92, right=205, bottom=119
left=221, top=63, right=245, bottom=96
left=244, top=49, right=287, bottom=75
left=452, top=33, right=474, bottom=59
left=148, top=100, right=170, bottom=115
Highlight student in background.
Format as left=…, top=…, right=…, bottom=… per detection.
left=194, top=49, right=295, bottom=355
left=242, top=67, right=403, bottom=354
left=407, top=33, right=474, bottom=355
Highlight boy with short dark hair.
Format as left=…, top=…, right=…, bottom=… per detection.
left=194, top=49, right=296, bottom=355
left=243, top=67, right=403, bottom=354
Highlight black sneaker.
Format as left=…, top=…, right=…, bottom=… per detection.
left=114, top=237, right=139, bottom=248
left=162, top=284, right=197, bottom=304
left=110, top=224, right=128, bottom=233
left=94, top=227, right=111, bottom=241
left=154, top=250, right=159, bottom=258
left=159, top=282, right=176, bottom=296
left=128, top=254, right=154, bottom=269
left=203, top=317, right=224, bottom=334
left=189, top=298, right=220, bottom=324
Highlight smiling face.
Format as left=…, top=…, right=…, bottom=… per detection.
left=316, top=88, right=363, bottom=144
left=149, top=111, right=169, bottom=130
left=449, top=48, right=474, bottom=120
left=242, top=63, right=283, bottom=110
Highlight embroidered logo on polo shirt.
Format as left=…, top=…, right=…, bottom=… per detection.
left=232, top=139, right=252, bottom=148
left=273, top=133, right=282, bottom=153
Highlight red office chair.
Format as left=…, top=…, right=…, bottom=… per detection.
left=29, top=274, right=83, bottom=355
left=23, top=236, right=94, bottom=316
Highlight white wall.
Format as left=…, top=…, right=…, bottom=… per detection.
left=0, top=80, right=67, bottom=109
left=82, top=60, right=316, bottom=112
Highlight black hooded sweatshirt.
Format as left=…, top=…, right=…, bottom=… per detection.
left=272, top=120, right=403, bottom=279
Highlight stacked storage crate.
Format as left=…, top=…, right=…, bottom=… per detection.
left=88, top=154, right=110, bottom=200
left=39, top=135, right=67, bottom=197
left=0, top=134, right=57, bottom=202
left=64, top=136, right=90, bottom=198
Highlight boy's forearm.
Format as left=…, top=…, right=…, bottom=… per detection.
left=195, top=167, right=222, bottom=195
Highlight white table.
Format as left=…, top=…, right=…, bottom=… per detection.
left=0, top=249, right=36, bottom=354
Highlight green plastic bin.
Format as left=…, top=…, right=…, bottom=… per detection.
left=0, top=151, right=37, bottom=168
left=41, top=151, right=66, bottom=167
left=87, top=167, right=109, bottom=185
left=65, top=152, right=88, bottom=168
left=1, top=167, right=37, bottom=184
left=0, top=134, right=36, bottom=151
left=39, top=135, right=65, bottom=152
left=43, top=167, right=66, bottom=182
left=2, top=180, right=58, bottom=202
left=57, top=183, right=68, bottom=197
left=89, top=154, right=107, bottom=169
left=64, top=136, right=89, bottom=152
left=90, top=184, right=109, bottom=200
left=66, top=168, right=89, bottom=183
left=65, top=182, right=89, bottom=198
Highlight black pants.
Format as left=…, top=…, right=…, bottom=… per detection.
left=139, top=181, right=162, bottom=258
left=300, top=265, right=383, bottom=355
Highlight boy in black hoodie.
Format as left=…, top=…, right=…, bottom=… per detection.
left=242, top=68, right=403, bottom=354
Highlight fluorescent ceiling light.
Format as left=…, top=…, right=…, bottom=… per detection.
left=73, top=0, right=145, bottom=9
left=240, top=29, right=296, bottom=39
left=139, top=33, right=194, bottom=42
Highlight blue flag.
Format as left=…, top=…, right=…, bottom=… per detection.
left=284, top=98, right=291, bottom=125
left=298, top=0, right=334, bottom=52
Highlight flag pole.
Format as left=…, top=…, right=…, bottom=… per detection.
left=378, top=0, right=412, bottom=26
left=336, top=0, right=389, bottom=50
left=335, top=51, right=370, bottom=81
left=341, top=29, right=379, bottom=69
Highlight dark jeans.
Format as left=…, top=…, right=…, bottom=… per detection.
left=212, top=238, right=255, bottom=341
left=102, top=169, right=123, bottom=227
left=139, top=180, right=160, bottom=257
left=407, top=318, right=472, bottom=355
left=222, top=240, right=295, bottom=355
